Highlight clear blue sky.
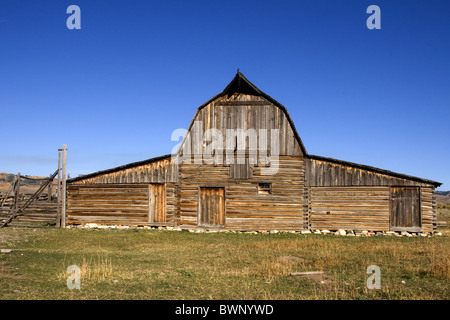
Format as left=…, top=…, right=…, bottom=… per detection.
left=0, top=0, right=449, bottom=189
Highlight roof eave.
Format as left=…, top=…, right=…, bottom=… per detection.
left=67, top=154, right=172, bottom=183
left=308, top=154, right=442, bottom=187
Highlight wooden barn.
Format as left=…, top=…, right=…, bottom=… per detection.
left=66, top=71, right=442, bottom=233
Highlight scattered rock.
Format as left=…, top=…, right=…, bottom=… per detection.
left=300, top=230, right=311, bottom=235
left=321, top=229, right=331, bottom=234
left=435, top=232, right=443, bottom=236
left=346, top=233, right=356, bottom=237
left=269, top=230, right=279, bottom=234
left=313, top=230, right=321, bottom=234
left=0, top=249, right=13, bottom=253
left=385, top=231, right=396, bottom=236
left=336, top=229, right=346, bottom=236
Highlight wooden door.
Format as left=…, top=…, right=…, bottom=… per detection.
left=199, top=187, right=225, bottom=227
left=390, top=187, right=421, bottom=231
left=149, top=184, right=165, bottom=223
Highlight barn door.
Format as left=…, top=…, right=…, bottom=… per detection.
left=149, top=184, right=165, bottom=223
left=390, top=187, right=421, bottom=232
left=199, top=187, right=225, bottom=227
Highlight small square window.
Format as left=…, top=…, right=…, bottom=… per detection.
left=258, top=183, right=272, bottom=195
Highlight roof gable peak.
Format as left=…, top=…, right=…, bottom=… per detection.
left=220, top=70, right=262, bottom=98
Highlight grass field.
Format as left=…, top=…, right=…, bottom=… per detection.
left=1, top=209, right=449, bottom=300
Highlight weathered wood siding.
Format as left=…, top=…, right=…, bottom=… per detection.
left=309, top=187, right=391, bottom=231
left=179, top=94, right=303, bottom=159
left=421, top=187, right=436, bottom=232
left=165, top=182, right=178, bottom=226
left=306, top=158, right=433, bottom=187
left=308, top=185, right=437, bottom=232
left=199, top=187, right=225, bottom=227
left=70, top=157, right=178, bottom=185
left=306, top=158, right=438, bottom=232
left=178, top=156, right=305, bottom=231
left=390, top=186, right=421, bottom=232
left=67, top=184, right=176, bottom=226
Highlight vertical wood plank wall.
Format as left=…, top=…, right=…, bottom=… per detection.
left=180, top=94, right=303, bottom=159
left=70, top=157, right=178, bottom=185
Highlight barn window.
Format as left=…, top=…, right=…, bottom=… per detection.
left=258, top=183, right=272, bottom=195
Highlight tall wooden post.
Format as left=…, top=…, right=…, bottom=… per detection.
left=13, top=173, right=20, bottom=211
left=56, top=148, right=62, bottom=227
left=61, top=145, right=67, bottom=228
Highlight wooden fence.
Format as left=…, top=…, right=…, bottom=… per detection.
left=0, top=193, right=59, bottom=228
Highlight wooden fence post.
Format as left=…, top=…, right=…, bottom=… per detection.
left=13, top=173, right=20, bottom=211
left=48, top=174, right=52, bottom=203
left=61, top=145, right=67, bottom=228
left=56, top=148, right=62, bottom=227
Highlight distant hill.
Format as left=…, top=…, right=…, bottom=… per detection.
left=0, top=172, right=48, bottom=194
left=436, top=191, right=450, bottom=205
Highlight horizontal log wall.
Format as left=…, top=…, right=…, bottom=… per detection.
left=67, top=183, right=176, bottom=227
left=71, top=157, right=178, bottom=185
left=309, top=187, right=391, bottom=231
left=309, top=186, right=437, bottom=232
left=179, top=156, right=305, bottom=231
left=67, top=184, right=149, bottom=225
left=421, top=187, right=436, bottom=233
left=165, top=182, right=177, bottom=226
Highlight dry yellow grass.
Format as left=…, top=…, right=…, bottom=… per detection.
left=0, top=208, right=448, bottom=300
